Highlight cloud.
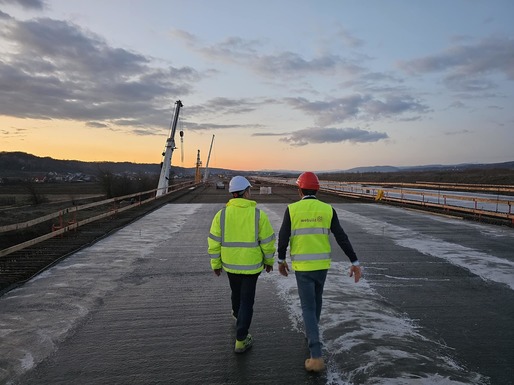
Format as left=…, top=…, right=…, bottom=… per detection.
left=0, top=15, right=201, bottom=129
left=398, top=36, right=514, bottom=90
left=172, top=30, right=427, bottom=127
left=170, top=29, right=198, bottom=45
left=0, top=0, right=46, bottom=10
left=188, top=97, right=276, bottom=118
left=172, top=29, right=365, bottom=78
left=446, top=101, right=466, bottom=109
left=284, top=95, right=429, bottom=126
left=341, top=71, right=406, bottom=93
left=85, top=121, right=109, bottom=128
left=443, top=74, right=497, bottom=92
left=252, top=131, right=287, bottom=137
left=279, top=127, right=388, bottom=147
left=251, top=52, right=364, bottom=78
left=184, top=121, right=263, bottom=132
left=172, top=29, right=261, bottom=61
left=364, top=95, right=430, bottom=117
left=334, top=25, right=364, bottom=48
left=444, top=129, right=473, bottom=136
left=2, top=127, right=28, bottom=139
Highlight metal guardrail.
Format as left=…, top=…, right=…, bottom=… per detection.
left=350, top=181, right=514, bottom=194
left=0, top=181, right=199, bottom=257
left=256, top=177, right=514, bottom=224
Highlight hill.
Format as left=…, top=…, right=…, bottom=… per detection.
left=0, top=151, right=234, bottom=181
left=0, top=152, right=161, bottom=177
left=1, top=151, right=514, bottom=185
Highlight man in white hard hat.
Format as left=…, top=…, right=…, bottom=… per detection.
left=208, top=176, right=276, bottom=354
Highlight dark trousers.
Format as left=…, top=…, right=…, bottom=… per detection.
left=227, top=272, right=260, bottom=341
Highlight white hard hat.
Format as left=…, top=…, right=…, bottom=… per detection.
left=229, top=176, right=252, bottom=193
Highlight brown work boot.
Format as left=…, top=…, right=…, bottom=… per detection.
left=305, top=357, right=325, bottom=372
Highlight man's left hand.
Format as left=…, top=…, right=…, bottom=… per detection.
left=265, top=264, right=273, bottom=273
left=350, top=265, right=362, bottom=283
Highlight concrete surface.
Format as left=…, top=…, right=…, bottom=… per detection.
left=1, top=199, right=513, bottom=385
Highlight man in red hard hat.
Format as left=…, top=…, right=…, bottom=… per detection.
left=277, top=171, right=362, bottom=372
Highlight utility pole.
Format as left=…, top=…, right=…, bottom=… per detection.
left=157, top=100, right=183, bottom=197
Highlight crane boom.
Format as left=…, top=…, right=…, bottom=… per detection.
left=156, top=100, right=183, bottom=197
left=203, top=134, right=215, bottom=183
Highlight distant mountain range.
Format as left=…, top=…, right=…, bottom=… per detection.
left=1, top=151, right=513, bottom=179
left=257, top=162, right=514, bottom=175
left=335, top=162, right=514, bottom=174
left=0, top=151, right=233, bottom=179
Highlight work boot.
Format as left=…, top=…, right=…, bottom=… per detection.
left=305, top=357, right=325, bottom=372
left=234, top=334, right=253, bottom=354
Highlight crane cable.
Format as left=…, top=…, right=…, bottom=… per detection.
left=179, top=119, right=184, bottom=165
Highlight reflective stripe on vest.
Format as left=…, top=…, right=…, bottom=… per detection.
left=222, top=261, right=263, bottom=270
left=290, top=253, right=330, bottom=261
left=209, top=233, right=221, bottom=242
left=291, top=228, right=331, bottom=236
left=260, top=233, right=274, bottom=244
left=220, top=207, right=260, bottom=247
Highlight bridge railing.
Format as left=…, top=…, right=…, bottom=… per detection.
left=256, top=177, right=514, bottom=223
left=0, top=180, right=199, bottom=257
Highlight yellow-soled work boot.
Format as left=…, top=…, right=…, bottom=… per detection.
left=234, top=334, right=253, bottom=353
left=305, top=357, right=325, bottom=372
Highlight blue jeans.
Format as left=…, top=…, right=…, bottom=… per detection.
left=295, top=269, right=328, bottom=358
left=227, top=272, right=260, bottom=341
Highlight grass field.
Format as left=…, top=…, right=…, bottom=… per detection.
left=0, top=182, right=106, bottom=227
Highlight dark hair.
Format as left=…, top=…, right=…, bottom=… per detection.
left=301, top=189, right=317, bottom=196
left=232, top=186, right=249, bottom=198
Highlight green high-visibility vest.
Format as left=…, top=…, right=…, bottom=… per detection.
left=288, top=198, right=332, bottom=271
left=208, top=198, right=275, bottom=274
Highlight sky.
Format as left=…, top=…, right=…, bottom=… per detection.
left=0, top=0, right=513, bottom=172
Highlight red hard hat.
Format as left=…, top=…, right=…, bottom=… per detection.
left=296, top=172, right=320, bottom=190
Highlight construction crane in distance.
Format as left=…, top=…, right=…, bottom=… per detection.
left=195, top=149, right=202, bottom=183
left=157, top=100, right=183, bottom=197
left=203, top=135, right=215, bottom=183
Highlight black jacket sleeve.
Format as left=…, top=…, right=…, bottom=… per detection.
left=331, top=208, right=358, bottom=263
left=277, top=207, right=291, bottom=260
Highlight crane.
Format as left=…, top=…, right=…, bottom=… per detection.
left=156, top=100, right=183, bottom=197
left=202, top=134, right=215, bottom=183
left=195, top=149, right=202, bottom=183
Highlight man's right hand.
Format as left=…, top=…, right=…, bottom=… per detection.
left=214, top=268, right=222, bottom=276
left=278, top=261, right=289, bottom=277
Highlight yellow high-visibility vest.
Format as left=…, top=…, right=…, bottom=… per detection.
left=288, top=199, right=332, bottom=271
left=208, top=198, right=275, bottom=274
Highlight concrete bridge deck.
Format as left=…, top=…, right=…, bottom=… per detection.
left=1, top=193, right=513, bottom=384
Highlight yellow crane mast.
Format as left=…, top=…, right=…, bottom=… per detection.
left=195, top=149, right=202, bottom=183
